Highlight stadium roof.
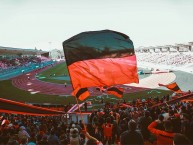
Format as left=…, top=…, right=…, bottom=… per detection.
left=0, top=46, right=48, bottom=55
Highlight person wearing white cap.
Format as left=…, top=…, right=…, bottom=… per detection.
left=70, top=124, right=80, bottom=145
left=18, top=126, right=30, bottom=140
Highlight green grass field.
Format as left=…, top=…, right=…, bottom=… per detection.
left=0, top=80, right=75, bottom=105
left=0, top=62, right=172, bottom=105
left=37, top=62, right=71, bottom=84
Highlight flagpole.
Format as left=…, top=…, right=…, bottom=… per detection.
left=75, top=97, right=87, bottom=131
left=63, top=49, right=87, bottom=131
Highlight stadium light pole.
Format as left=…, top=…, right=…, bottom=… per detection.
left=48, top=42, right=52, bottom=50
left=48, top=42, right=52, bottom=59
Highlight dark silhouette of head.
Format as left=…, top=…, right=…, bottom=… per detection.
left=106, top=117, right=111, bottom=123
left=145, top=111, right=150, bottom=118
left=158, top=114, right=164, bottom=121
left=164, top=120, right=173, bottom=132
left=128, top=119, right=137, bottom=131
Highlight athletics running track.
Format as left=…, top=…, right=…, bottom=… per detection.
left=12, top=66, right=176, bottom=96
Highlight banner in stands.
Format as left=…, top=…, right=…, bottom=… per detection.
left=159, top=82, right=182, bottom=93
left=63, top=30, right=139, bottom=100
left=0, top=98, right=65, bottom=116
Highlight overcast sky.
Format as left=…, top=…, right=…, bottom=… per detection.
left=0, top=0, right=193, bottom=51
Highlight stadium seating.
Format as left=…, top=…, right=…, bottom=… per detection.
left=136, top=52, right=193, bottom=66
left=1, top=47, right=193, bottom=145
left=0, top=56, right=53, bottom=80
left=0, top=93, right=193, bottom=145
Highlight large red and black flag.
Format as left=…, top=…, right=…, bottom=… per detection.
left=158, top=82, right=182, bottom=93
left=63, top=30, right=139, bottom=100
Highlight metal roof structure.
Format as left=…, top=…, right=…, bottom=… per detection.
left=0, top=46, right=48, bottom=55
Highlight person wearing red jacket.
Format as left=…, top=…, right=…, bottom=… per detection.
left=148, top=120, right=175, bottom=145
left=102, top=117, right=113, bottom=145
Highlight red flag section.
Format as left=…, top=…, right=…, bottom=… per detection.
left=0, top=98, right=65, bottom=116
left=158, top=82, right=182, bottom=93
left=68, top=55, right=138, bottom=89
left=63, top=30, right=139, bottom=100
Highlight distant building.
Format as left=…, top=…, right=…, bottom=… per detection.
left=49, top=49, right=64, bottom=60
left=135, top=41, right=193, bottom=54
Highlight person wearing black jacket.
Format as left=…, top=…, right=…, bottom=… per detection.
left=120, top=119, right=144, bottom=145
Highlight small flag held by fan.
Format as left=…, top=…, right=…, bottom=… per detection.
left=106, top=87, right=124, bottom=98
left=158, top=82, right=182, bottom=93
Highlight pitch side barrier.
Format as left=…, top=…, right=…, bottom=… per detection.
left=150, top=92, right=193, bottom=108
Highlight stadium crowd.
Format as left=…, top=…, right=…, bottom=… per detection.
left=0, top=94, right=193, bottom=145
left=0, top=56, right=53, bottom=79
left=136, top=53, right=193, bottom=66
left=0, top=56, right=50, bottom=70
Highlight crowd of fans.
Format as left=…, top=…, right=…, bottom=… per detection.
left=0, top=56, right=53, bottom=78
left=136, top=53, right=193, bottom=67
left=0, top=56, right=50, bottom=70
left=1, top=94, right=193, bottom=145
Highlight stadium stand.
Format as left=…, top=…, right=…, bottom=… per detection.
left=136, top=42, right=193, bottom=68
left=136, top=53, right=193, bottom=67
left=0, top=46, right=54, bottom=80
left=0, top=93, right=193, bottom=145
left=1, top=42, right=193, bottom=145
